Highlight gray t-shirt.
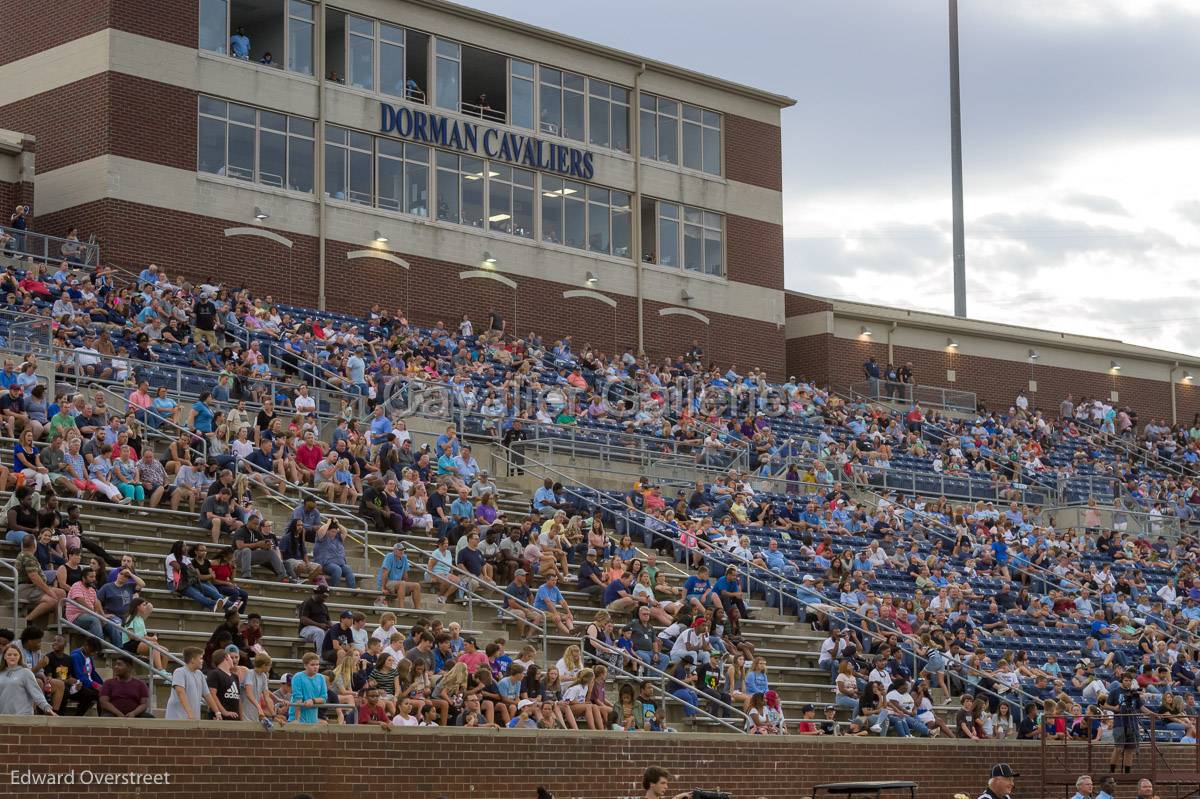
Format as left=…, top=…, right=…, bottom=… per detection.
left=240, top=669, right=268, bottom=722
left=165, top=666, right=206, bottom=720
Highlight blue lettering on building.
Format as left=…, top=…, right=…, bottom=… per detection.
left=379, top=102, right=596, bottom=180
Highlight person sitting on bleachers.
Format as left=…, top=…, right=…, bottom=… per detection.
left=313, top=518, right=355, bottom=588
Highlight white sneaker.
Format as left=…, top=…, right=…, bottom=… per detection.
left=373, top=597, right=389, bottom=608
left=870, top=724, right=882, bottom=734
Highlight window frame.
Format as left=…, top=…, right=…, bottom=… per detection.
left=644, top=197, right=724, bottom=276
left=639, top=91, right=723, bottom=177
left=197, top=95, right=315, bottom=194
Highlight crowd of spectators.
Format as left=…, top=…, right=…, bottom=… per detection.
left=3, top=244, right=1200, bottom=749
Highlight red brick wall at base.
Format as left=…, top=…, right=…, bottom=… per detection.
left=787, top=333, right=1200, bottom=423
left=35, top=198, right=786, bottom=376
left=2, top=718, right=1194, bottom=799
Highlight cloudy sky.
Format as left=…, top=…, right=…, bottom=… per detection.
left=460, top=0, right=1200, bottom=354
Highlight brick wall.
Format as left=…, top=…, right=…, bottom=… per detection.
left=0, top=181, right=34, bottom=218
left=36, top=198, right=787, bottom=376
left=3, top=718, right=1193, bottom=799
left=784, top=332, right=1200, bottom=424
left=724, top=114, right=783, bottom=192
left=0, top=0, right=109, bottom=65
left=785, top=293, right=833, bottom=318
left=725, top=214, right=784, bottom=291
left=0, top=74, right=195, bottom=175
left=0, top=0, right=197, bottom=66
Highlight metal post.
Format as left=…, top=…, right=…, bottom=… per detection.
left=949, top=0, right=966, bottom=318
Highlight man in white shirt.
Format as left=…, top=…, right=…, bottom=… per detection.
left=669, top=619, right=710, bottom=666
left=818, top=628, right=846, bottom=679
left=868, top=656, right=893, bottom=691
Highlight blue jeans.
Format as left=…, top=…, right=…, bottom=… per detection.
left=834, top=694, right=859, bottom=712
left=321, top=561, right=357, bottom=588
left=637, top=650, right=670, bottom=673
left=181, top=582, right=223, bottom=610
left=215, top=583, right=249, bottom=610
left=671, top=688, right=700, bottom=717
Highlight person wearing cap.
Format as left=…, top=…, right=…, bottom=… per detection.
left=469, top=469, right=497, bottom=500
left=502, top=568, right=541, bottom=639
left=577, top=548, right=606, bottom=601
left=979, top=764, right=1018, bottom=799
left=376, top=542, right=421, bottom=609
left=321, top=610, right=356, bottom=665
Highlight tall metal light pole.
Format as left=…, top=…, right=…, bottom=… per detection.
left=949, top=0, right=966, bottom=317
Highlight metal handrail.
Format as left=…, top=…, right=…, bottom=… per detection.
left=828, top=385, right=1064, bottom=497
left=848, top=379, right=977, bottom=414
left=55, top=596, right=186, bottom=713
left=1070, top=416, right=1193, bottom=481
left=234, top=448, right=555, bottom=663
left=76, top=381, right=208, bottom=464
left=847, top=462, right=1055, bottom=505
left=1041, top=501, right=1198, bottom=544
left=0, top=224, right=100, bottom=268
left=854, top=484, right=1200, bottom=653
left=488, top=441, right=1046, bottom=714
left=0, top=557, right=19, bottom=629
left=581, top=632, right=753, bottom=734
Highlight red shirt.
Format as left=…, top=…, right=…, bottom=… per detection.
left=213, top=562, right=234, bottom=582
left=358, top=703, right=390, bottom=724
left=296, top=443, right=324, bottom=470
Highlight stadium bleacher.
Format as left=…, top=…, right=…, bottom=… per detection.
left=0, top=238, right=1198, bottom=752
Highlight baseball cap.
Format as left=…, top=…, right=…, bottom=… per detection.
left=515, top=569, right=527, bottom=577
left=990, top=764, right=1019, bottom=778
left=339, top=610, right=354, bottom=619
left=517, top=699, right=535, bottom=710
left=800, top=703, right=814, bottom=713
left=224, top=644, right=241, bottom=656
left=393, top=542, right=405, bottom=551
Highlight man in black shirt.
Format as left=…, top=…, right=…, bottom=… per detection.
left=577, top=549, right=605, bottom=600
left=978, top=764, right=1017, bottom=799
left=206, top=648, right=241, bottom=720
left=501, top=419, right=526, bottom=475
left=0, top=383, right=27, bottom=438
left=297, top=585, right=330, bottom=648
left=457, top=532, right=489, bottom=584
left=192, top=295, right=220, bottom=347
left=1106, top=671, right=1143, bottom=773
left=320, top=610, right=355, bottom=664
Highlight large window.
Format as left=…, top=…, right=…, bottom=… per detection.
left=379, top=23, right=406, bottom=98
left=510, top=60, right=535, bottom=131
left=588, top=80, right=629, bottom=153
left=199, top=0, right=315, bottom=76
left=197, top=96, right=313, bottom=192
left=325, top=126, right=373, bottom=205
left=435, top=152, right=485, bottom=228
left=539, top=68, right=585, bottom=141
left=641, top=198, right=723, bottom=275
left=199, top=0, right=228, bottom=54
left=435, top=39, right=461, bottom=112
left=641, top=93, right=722, bottom=176
left=377, top=139, right=429, bottom=216
left=287, top=1, right=314, bottom=75
left=541, top=177, right=586, bottom=248
left=586, top=187, right=632, bottom=256
left=347, top=14, right=374, bottom=91
left=488, top=165, right=535, bottom=238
